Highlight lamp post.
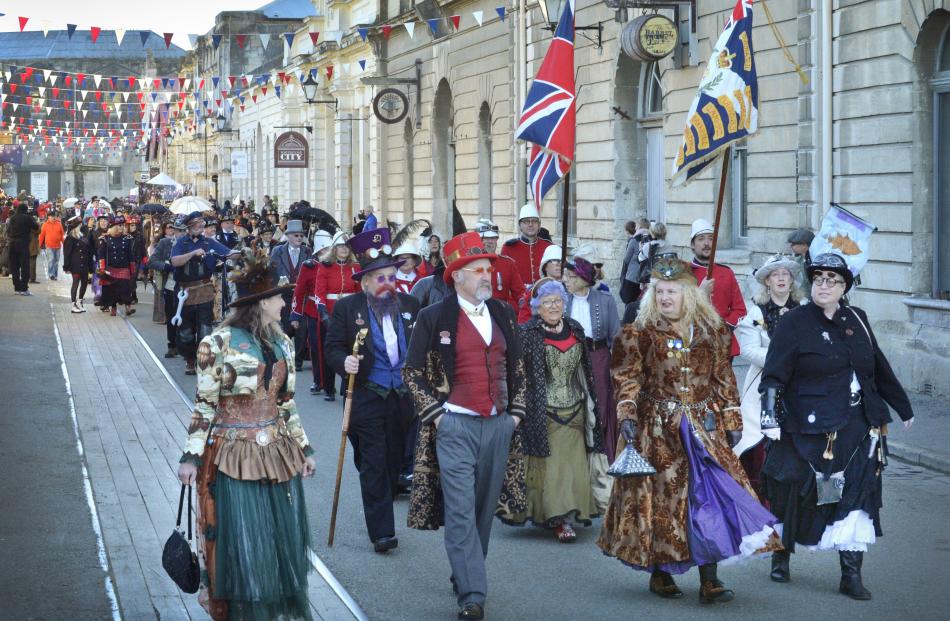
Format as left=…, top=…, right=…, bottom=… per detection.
left=301, top=72, right=338, bottom=107
left=538, top=0, right=603, bottom=48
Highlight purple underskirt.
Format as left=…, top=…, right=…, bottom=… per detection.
left=624, top=416, right=778, bottom=575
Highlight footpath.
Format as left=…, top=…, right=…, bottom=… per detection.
left=0, top=270, right=359, bottom=620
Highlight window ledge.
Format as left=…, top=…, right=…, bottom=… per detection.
left=715, top=247, right=752, bottom=265
left=903, top=297, right=950, bottom=329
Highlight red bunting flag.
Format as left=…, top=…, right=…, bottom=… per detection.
left=450, top=15, right=461, bottom=30
left=163, top=33, right=174, bottom=49
left=128, top=76, right=136, bottom=88
left=309, top=32, right=320, bottom=45
left=18, top=17, right=28, bottom=32
left=382, top=25, right=393, bottom=39
left=90, top=27, right=101, bottom=43
left=326, top=66, right=334, bottom=79
left=95, top=91, right=102, bottom=101
left=52, top=87, right=59, bottom=98
left=235, top=34, right=248, bottom=49
left=228, top=76, right=237, bottom=88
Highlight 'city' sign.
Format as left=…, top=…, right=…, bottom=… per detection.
left=274, top=131, right=309, bottom=169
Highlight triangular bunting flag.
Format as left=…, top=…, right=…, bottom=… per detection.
left=283, top=32, right=295, bottom=47
left=427, top=19, right=439, bottom=35
left=211, top=34, right=222, bottom=49
left=382, top=25, right=393, bottom=39
left=90, top=27, right=101, bottom=43
left=358, top=59, right=366, bottom=72
left=309, top=32, right=320, bottom=45
left=188, top=34, right=198, bottom=48
left=450, top=15, right=461, bottom=30
left=259, top=33, right=271, bottom=49
left=94, top=75, right=102, bottom=88
left=496, top=7, right=506, bottom=21
left=163, top=33, right=174, bottom=49
left=326, top=66, right=334, bottom=79
left=473, top=10, right=484, bottom=26
left=405, top=22, right=415, bottom=38
left=275, top=86, right=281, bottom=98
left=139, top=31, right=150, bottom=46
left=18, top=17, right=28, bottom=32
left=358, top=28, right=369, bottom=41
left=67, top=24, right=77, bottom=39
left=115, top=29, right=125, bottom=45
left=235, top=34, right=247, bottom=49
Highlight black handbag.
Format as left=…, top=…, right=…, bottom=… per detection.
left=162, top=484, right=200, bottom=594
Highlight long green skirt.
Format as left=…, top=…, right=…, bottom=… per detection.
left=518, top=404, right=598, bottom=528
left=213, top=473, right=312, bottom=621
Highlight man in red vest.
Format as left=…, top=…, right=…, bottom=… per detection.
left=476, top=218, right=526, bottom=310
left=689, top=218, right=747, bottom=357
left=500, top=203, right=552, bottom=287
left=403, top=231, right=527, bottom=621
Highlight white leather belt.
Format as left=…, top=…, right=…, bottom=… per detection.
left=326, top=293, right=350, bottom=300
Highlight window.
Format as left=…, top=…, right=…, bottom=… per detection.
left=108, top=167, right=122, bottom=189
left=730, top=143, right=749, bottom=245
left=642, top=62, right=664, bottom=118
left=933, top=23, right=950, bottom=298
left=477, top=103, right=493, bottom=220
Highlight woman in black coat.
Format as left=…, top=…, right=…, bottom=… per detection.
left=759, top=253, right=914, bottom=600
left=62, top=216, right=95, bottom=312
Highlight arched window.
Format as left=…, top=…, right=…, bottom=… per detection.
left=477, top=102, right=493, bottom=220
left=934, top=22, right=950, bottom=298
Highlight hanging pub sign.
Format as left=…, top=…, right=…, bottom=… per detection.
left=373, top=88, right=410, bottom=124
left=621, top=14, right=678, bottom=62
left=274, top=131, right=309, bottom=169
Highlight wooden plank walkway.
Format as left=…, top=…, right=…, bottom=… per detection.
left=51, top=283, right=357, bottom=621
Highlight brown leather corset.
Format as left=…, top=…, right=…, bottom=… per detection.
left=211, top=360, right=288, bottom=448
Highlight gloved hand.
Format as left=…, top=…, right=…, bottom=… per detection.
left=760, top=387, right=780, bottom=430
left=620, top=419, right=637, bottom=444
left=762, top=427, right=781, bottom=441
left=727, top=431, right=742, bottom=448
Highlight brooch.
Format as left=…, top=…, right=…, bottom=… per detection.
left=355, top=312, right=365, bottom=326
left=439, top=330, right=452, bottom=345
left=402, top=312, right=411, bottom=321
left=821, top=331, right=832, bottom=343
left=845, top=328, right=854, bottom=336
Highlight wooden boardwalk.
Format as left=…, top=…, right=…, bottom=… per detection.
left=52, top=290, right=358, bottom=620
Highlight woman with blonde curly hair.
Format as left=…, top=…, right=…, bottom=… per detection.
left=598, top=255, right=781, bottom=604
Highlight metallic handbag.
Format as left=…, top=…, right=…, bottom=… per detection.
left=815, top=471, right=845, bottom=506
left=607, top=440, right=657, bottom=477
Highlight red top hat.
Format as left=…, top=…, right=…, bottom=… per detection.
left=442, top=231, right=496, bottom=285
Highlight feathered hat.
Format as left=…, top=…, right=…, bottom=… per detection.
left=228, top=245, right=294, bottom=308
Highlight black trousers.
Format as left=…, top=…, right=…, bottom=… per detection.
left=9, top=240, right=30, bottom=292
left=176, top=301, right=214, bottom=361
left=303, top=315, right=322, bottom=385
left=280, top=292, right=306, bottom=368
left=70, top=272, right=89, bottom=302
left=162, top=289, right=178, bottom=349
left=347, top=387, right=412, bottom=542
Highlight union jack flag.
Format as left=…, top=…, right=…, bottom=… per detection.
left=517, top=0, right=575, bottom=206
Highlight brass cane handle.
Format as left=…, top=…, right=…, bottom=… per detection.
left=352, top=328, right=368, bottom=356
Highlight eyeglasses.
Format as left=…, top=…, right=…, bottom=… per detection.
left=461, top=266, right=494, bottom=276
left=375, top=274, right=397, bottom=284
left=539, top=298, right=564, bottom=308
left=813, top=277, right=845, bottom=288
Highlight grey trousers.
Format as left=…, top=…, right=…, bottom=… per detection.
left=436, top=411, right=516, bottom=607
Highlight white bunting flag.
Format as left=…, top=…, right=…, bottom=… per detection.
left=405, top=22, right=415, bottom=39
left=188, top=34, right=199, bottom=48
left=42, top=69, right=51, bottom=81
left=115, top=29, right=125, bottom=45
left=473, top=11, right=484, bottom=27
left=94, top=75, right=102, bottom=88
left=259, top=33, right=271, bottom=49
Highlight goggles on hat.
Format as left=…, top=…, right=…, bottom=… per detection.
left=365, top=244, right=392, bottom=259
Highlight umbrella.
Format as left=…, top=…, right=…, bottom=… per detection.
left=170, top=196, right=212, bottom=215
left=62, top=197, right=79, bottom=209
left=147, top=172, right=180, bottom=186
left=288, top=205, right=341, bottom=233
left=135, top=203, right=169, bottom=216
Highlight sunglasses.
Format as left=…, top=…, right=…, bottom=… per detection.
left=461, top=266, right=494, bottom=276
left=375, top=274, right=397, bottom=284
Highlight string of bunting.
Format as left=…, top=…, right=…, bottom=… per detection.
left=6, top=8, right=510, bottom=49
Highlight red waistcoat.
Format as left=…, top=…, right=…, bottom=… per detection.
left=447, top=314, right=509, bottom=417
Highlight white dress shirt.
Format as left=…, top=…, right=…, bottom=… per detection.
left=382, top=315, right=400, bottom=366
left=570, top=291, right=593, bottom=338
left=289, top=245, right=300, bottom=268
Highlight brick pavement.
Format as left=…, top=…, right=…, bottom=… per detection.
left=43, top=274, right=358, bottom=620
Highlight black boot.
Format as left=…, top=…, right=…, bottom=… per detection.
left=770, top=550, right=791, bottom=583
left=839, top=551, right=872, bottom=600
left=698, top=563, right=734, bottom=604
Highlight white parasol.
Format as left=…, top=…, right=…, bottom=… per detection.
left=169, top=195, right=212, bottom=215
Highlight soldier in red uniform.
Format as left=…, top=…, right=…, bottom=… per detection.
left=314, top=232, right=360, bottom=401
left=291, top=230, right=333, bottom=395
left=688, top=218, right=747, bottom=357
left=393, top=242, right=423, bottom=294
left=500, top=203, right=552, bottom=288
left=476, top=218, right=526, bottom=311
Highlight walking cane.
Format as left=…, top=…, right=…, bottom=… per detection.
left=327, top=327, right=369, bottom=547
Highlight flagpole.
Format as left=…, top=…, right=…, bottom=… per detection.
left=707, top=146, right=731, bottom=280
left=560, top=170, right=570, bottom=265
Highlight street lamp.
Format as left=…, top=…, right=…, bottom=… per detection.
left=537, top=0, right=603, bottom=49
left=300, top=71, right=338, bottom=107
left=215, top=112, right=237, bottom=133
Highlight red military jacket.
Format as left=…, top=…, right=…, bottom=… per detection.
left=489, top=254, right=527, bottom=309
left=395, top=271, right=422, bottom=295
left=690, top=260, right=747, bottom=357
left=315, top=260, right=360, bottom=314
left=290, top=259, right=321, bottom=320
left=501, top=237, right=552, bottom=287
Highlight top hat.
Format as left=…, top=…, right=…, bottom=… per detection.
left=348, top=227, right=405, bottom=281
left=442, top=231, right=496, bottom=285
left=284, top=220, right=306, bottom=235
left=807, top=252, right=854, bottom=293
left=228, top=247, right=294, bottom=308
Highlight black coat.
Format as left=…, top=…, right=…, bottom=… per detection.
left=760, top=303, right=913, bottom=434
left=6, top=210, right=37, bottom=241
left=519, top=317, right=605, bottom=457
left=325, top=291, right=421, bottom=386
left=62, top=235, right=95, bottom=275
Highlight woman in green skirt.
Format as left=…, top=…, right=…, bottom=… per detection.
left=498, top=279, right=606, bottom=542
left=178, top=246, right=316, bottom=620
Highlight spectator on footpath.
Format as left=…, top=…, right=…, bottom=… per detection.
left=62, top=216, right=95, bottom=313
left=7, top=202, right=38, bottom=295
left=787, top=228, right=815, bottom=295
left=619, top=218, right=649, bottom=309
left=39, top=210, right=66, bottom=281
left=28, top=204, right=40, bottom=284
left=363, top=204, right=378, bottom=232
left=689, top=218, right=747, bottom=357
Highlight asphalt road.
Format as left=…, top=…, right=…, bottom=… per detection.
left=0, top=279, right=114, bottom=620
left=122, top=291, right=950, bottom=621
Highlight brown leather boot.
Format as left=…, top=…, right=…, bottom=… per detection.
left=649, top=570, right=684, bottom=599
left=698, top=563, right=734, bottom=604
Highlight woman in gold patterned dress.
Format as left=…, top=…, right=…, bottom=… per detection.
left=177, top=247, right=316, bottom=620
left=597, top=256, right=780, bottom=604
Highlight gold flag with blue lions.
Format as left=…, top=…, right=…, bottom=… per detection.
left=672, top=0, right=759, bottom=186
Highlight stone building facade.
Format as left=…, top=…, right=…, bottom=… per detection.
left=195, top=0, right=950, bottom=395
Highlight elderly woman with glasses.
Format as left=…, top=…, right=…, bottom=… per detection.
left=759, top=252, right=914, bottom=598
left=497, top=280, right=605, bottom=543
